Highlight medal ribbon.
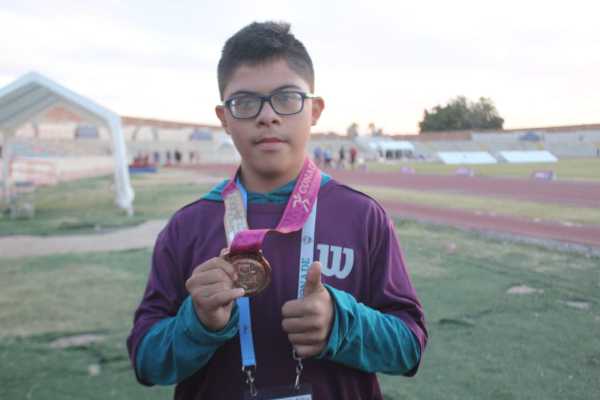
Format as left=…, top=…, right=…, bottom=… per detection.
left=222, top=157, right=322, bottom=255
left=222, top=157, right=321, bottom=381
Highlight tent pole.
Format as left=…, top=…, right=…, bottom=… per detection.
left=1, top=132, right=12, bottom=206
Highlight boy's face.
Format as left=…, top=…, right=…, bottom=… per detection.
left=216, top=59, right=324, bottom=183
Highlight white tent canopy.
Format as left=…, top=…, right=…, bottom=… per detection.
left=0, top=71, right=134, bottom=214
left=437, top=151, right=498, bottom=165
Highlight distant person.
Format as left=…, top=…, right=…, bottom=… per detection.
left=174, top=149, right=182, bottom=164
left=323, top=148, right=333, bottom=168
left=127, top=21, right=427, bottom=400
left=350, top=146, right=358, bottom=169
left=165, top=150, right=172, bottom=166
left=338, top=146, right=346, bottom=169
left=313, top=145, right=323, bottom=167
left=153, top=151, right=160, bottom=165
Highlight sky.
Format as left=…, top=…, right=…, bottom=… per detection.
left=0, top=0, right=598, bottom=135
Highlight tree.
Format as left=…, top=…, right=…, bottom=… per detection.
left=419, top=96, right=504, bottom=132
left=346, top=122, right=359, bottom=138
left=368, top=122, right=383, bottom=136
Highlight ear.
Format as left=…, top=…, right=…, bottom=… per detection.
left=310, top=97, right=325, bottom=126
left=215, top=105, right=230, bottom=134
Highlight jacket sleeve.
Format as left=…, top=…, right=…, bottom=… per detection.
left=135, top=297, right=239, bottom=385
left=319, top=205, right=427, bottom=375
left=318, top=285, right=420, bottom=375
left=126, top=219, right=238, bottom=385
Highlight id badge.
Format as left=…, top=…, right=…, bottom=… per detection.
left=242, top=383, right=312, bottom=400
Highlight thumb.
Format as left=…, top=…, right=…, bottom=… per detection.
left=303, top=261, right=324, bottom=297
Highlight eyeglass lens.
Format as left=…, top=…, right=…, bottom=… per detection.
left=229, top=92, right=305, bottom=118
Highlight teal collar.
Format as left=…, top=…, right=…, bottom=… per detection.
left=202, top=172, right=331, bottom=204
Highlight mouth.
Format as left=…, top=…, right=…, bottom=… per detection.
left=255, top=137, right=286, bottom=145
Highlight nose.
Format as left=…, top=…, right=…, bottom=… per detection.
left=256, top=99, right=281, bottom=127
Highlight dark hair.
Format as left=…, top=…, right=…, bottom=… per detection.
left=217, top=21, right=314, bottom=99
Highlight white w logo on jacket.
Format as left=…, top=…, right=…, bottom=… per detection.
left=316, top=244, right=354, bottom=279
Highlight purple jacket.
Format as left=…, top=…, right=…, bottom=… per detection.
left=127, top=179, right=427, bottom=399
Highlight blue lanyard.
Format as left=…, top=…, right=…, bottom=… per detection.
left=235, top=178, right=318, bottom=370
left=235, top=178, right=256, bottom=369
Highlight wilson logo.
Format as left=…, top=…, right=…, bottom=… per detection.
left=316, top=244, right=354, bottom=279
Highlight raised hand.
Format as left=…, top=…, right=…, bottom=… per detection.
left=281, top=261, right=334, bottom=358
left=185, top=251, right=245, bottom=331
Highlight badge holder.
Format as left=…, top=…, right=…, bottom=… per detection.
left=243, top=365, right=258, bottom=398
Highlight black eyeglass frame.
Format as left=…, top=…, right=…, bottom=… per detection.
left=223, top=91, right=318, bottom=119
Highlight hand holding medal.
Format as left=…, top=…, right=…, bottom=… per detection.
left=185, top=251, right=246, bottom=331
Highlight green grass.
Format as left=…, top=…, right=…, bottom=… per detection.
left=1, top=223, right=599, bottom=399
left=0, top=250, right=171, bottom=399
left=379, top=221, right=600, bottom=400
left=0, top=171, right=214, bottom=236
left=366, top=158, right=600, bottom=181
left=357, top=185, right=600, bottom=225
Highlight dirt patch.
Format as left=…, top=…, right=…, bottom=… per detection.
left=0, top=219, right=166, bottom=259
left=87, top=364, right=101, bottom=376
left=49, top=333, right=105, bottom=349
left=558, top=300, right=591, bottom=310
left=507, top=285, right=544, bottom=295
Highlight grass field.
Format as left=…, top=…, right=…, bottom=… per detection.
left=355, top=185, right=600, bottom=225
left=0, top=170, right=215, bottom=236
left=1, top=222, right=598, bottom=399
left=366, top=158, right=600, bottom=181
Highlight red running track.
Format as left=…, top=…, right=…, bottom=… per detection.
left=329, top=169, right=600, bottom=208
left=181, top=164, right=600, bottom=249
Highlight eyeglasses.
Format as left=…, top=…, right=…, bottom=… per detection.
left=223, top=91, right=317, bottom=119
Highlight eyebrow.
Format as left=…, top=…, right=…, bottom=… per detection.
left=227, top=84, right=304, bottom=98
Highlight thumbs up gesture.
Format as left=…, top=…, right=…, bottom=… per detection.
left=281, top=261, right=334, bottom=358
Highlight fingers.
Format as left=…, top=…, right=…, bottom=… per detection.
left=281, top=315, right=321, bottom=334
left=194, top=256, right=237, bottom=280
left=293, top=344, right=322, bottom=358
left=190, top=286, right=245, bottom=310
left=190, top=281, right=232, bottom=299
left=281, top=299, right=306, bottom=319
left=287, top=331, right=327, bottom=346
left=281, top=289, right=334, bottom=358
left=282, top=296, right=329, bottom=319
left=186, top=257, right=237, bottom=293
left=210, top=287, right=246, bottom=306
left=186, top=255, right=245, bottom=313
left=187, top=267, right=235, bottom=288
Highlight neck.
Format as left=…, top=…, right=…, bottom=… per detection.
left=239, top=160, right=304, bottom=193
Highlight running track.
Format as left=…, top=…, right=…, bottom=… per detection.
left=181, top=164, right=600, bottom=249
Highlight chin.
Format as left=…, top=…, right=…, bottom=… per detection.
left=256, top=160, right=288, bottom=178
left=254, top=155, right=297, bottom=177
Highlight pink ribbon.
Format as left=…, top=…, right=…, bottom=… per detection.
left=223, top=158, right=322, bottom=254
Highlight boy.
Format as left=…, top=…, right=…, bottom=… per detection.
left=127, top=21, right=427, bottom=400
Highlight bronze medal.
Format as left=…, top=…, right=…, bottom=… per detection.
left=223, top=250, right=271, bottom=296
